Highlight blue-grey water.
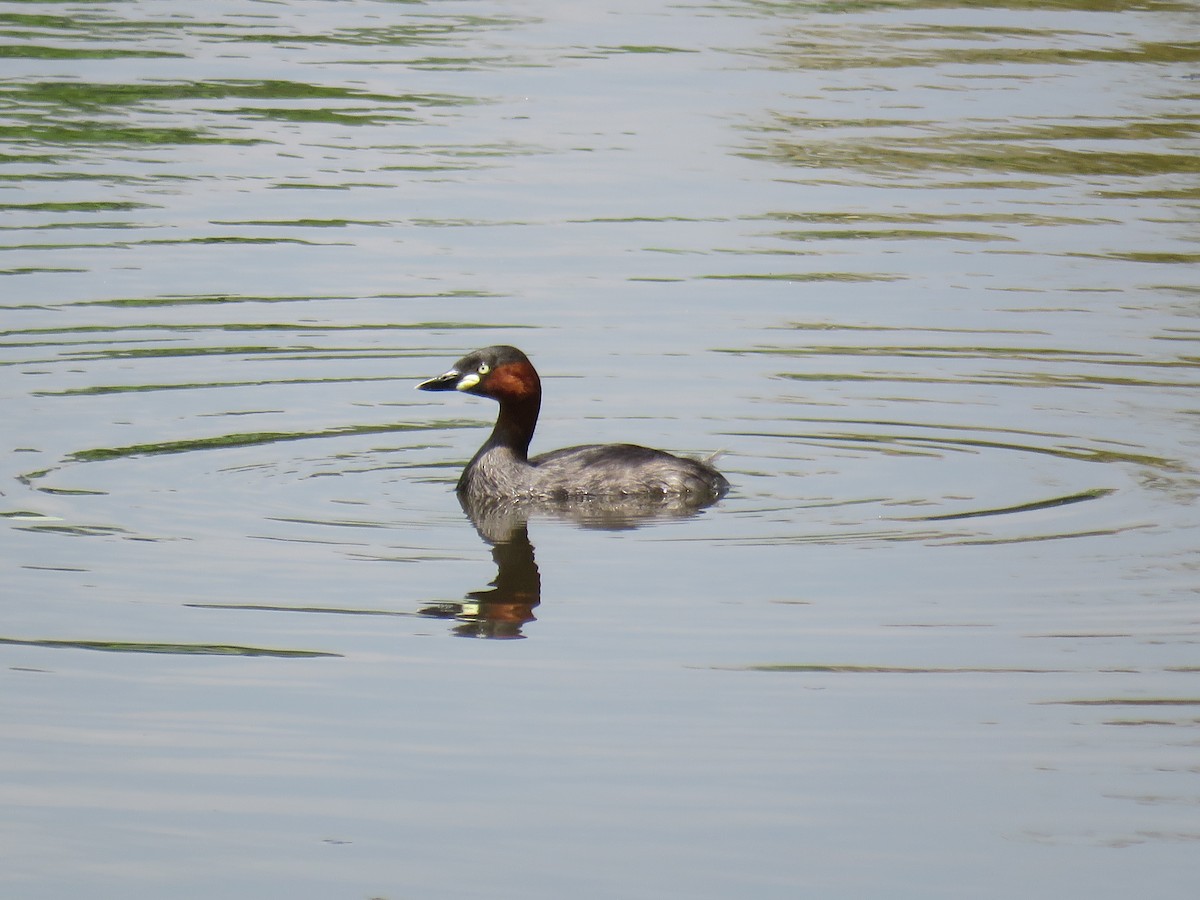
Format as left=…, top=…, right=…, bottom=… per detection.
left=3, top=1, right=1199, bottom=898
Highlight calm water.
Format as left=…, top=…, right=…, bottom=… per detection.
left=3, top=0, right=1199, bottom=897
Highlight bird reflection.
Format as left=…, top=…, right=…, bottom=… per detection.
left=418, top=498, right=541, bottom=639
left=419, top=492, right=721, bottom=639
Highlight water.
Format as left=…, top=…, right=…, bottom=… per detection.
left=3, top=1, right=1199, bottom=897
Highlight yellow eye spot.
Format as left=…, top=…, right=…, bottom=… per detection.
left=478, top=363, right=490, bottom=375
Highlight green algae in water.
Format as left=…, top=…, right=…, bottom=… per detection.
left=0, top=636, right=339, bottom=658
left=68, top=422, right=446, bottom=462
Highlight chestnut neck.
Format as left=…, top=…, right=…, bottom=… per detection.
left=481, top=359, right=542, bottom=461
left=487, top=393, right=540, bottom=461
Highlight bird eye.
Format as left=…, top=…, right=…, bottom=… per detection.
left=477, top=363, right=490, bottom=375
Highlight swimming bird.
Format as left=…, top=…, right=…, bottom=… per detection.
left=418, top=345, right=729, bottom=504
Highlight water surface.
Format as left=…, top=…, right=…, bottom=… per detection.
left=3, top=1, right=1199, bottom=898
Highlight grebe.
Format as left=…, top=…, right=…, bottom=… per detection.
left=418, top=346, right=729, bottom=503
